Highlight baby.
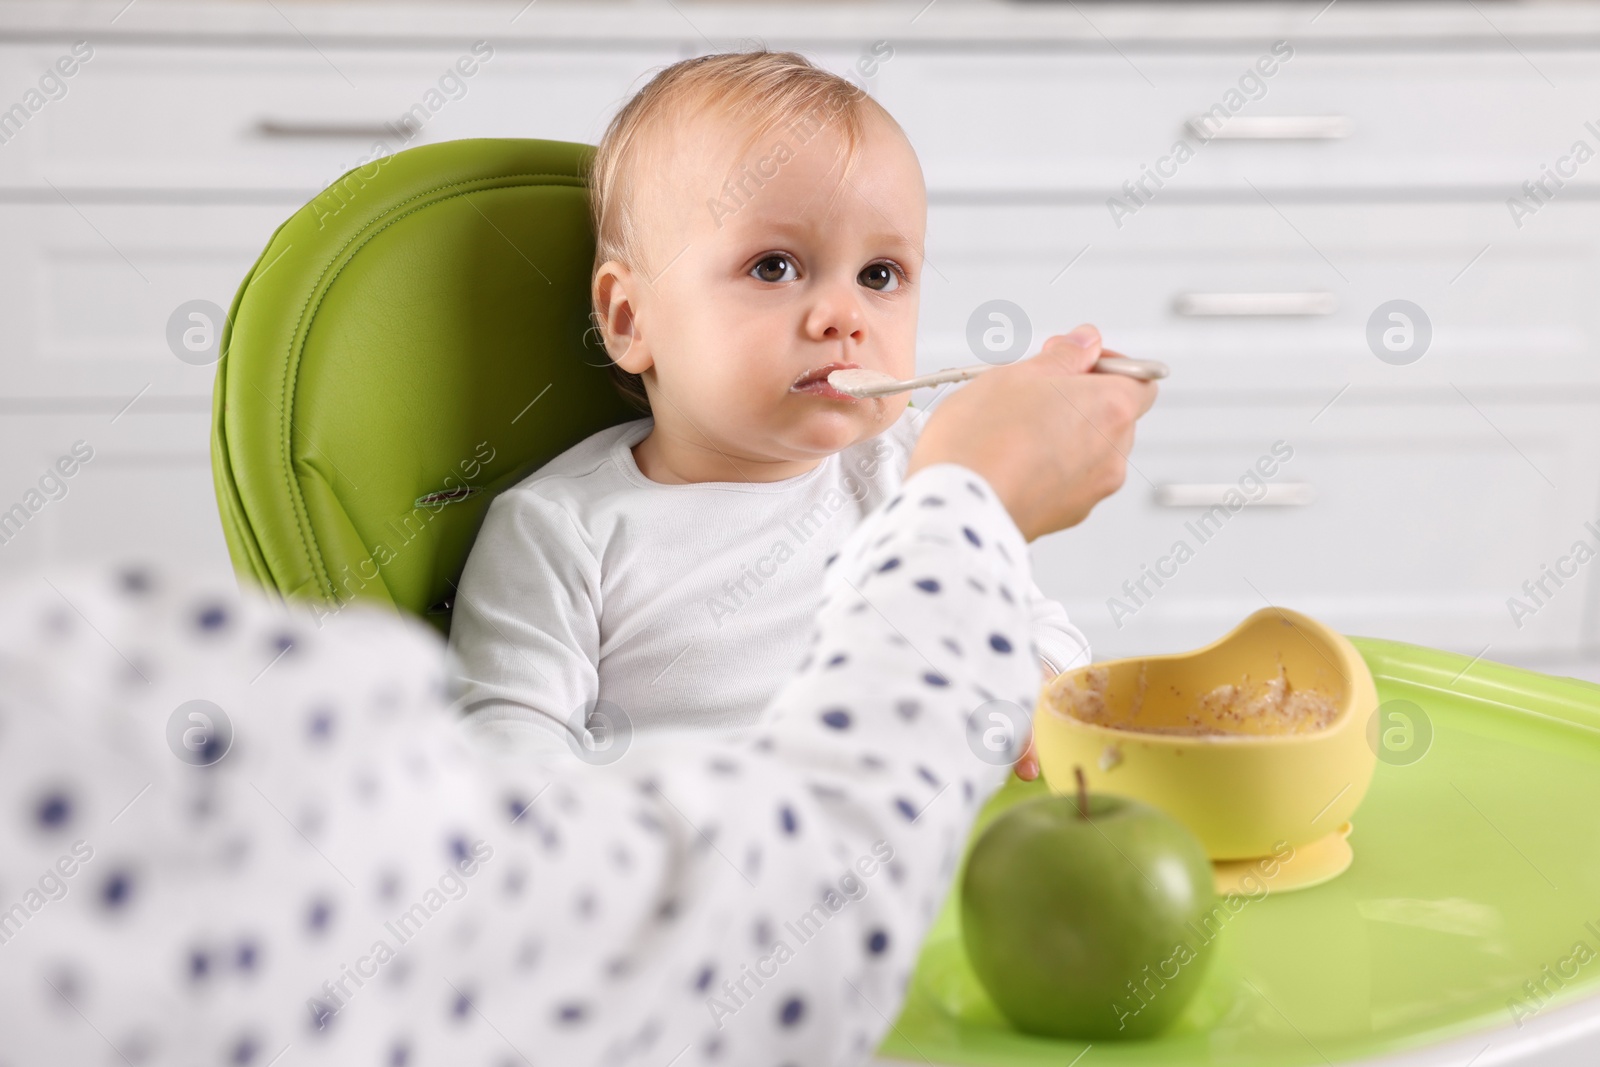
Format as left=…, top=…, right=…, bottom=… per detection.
left=446, top=50, right=1091, bottom=759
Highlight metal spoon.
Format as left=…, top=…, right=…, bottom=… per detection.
left=828, top=354, right=1168, bottom=399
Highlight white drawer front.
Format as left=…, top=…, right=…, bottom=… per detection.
left=878, top=48, right=1600, bottom=193
left=0, top=412, right=227, bottom=580
left=918, top=201, right=1600, bottom=394
left=0, top=204, right=290, bottom=398
left=0, top=43, right=680, bottom=189
left=1031, top=402, right=1600, bottom=660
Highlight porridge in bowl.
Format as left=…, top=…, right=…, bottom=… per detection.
left=1046, top=662, right=1339, bottom=737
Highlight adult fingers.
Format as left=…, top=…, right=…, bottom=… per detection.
left=1031, top=325, right=1102, bottom=375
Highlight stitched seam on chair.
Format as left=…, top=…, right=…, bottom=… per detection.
left=278, top=171, right=585, bottom=598
left=276, top=169, right=587, bottom=601
left=217, top=215, right=295, bottom=588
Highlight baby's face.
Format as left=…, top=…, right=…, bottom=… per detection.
left=616, top=106, right=925, bottom=472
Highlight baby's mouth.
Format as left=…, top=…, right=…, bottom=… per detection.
left=789, top=361, right=862, bottom=402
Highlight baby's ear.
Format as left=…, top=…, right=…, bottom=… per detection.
left=592, top=262, right=651, bottom=373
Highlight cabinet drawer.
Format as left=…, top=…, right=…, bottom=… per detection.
left=1031, top=401, right=1600, bottom=660
left=879, top=47, right=1600, bottom=194
left=918, top=201, right=1600, bottom=395
left=0, top=412, right=227, bottom=580
left=0, top=42, right=678, bottom=190
left=0, top=204, right=290, bottom=398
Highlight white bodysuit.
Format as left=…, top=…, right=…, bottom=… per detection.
left=447, top=408, right=1091, bottom=755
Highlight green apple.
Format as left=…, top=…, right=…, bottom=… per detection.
left=960, top=773, right=1218, bottom=1039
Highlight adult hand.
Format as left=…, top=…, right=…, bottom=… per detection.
left=905, top=325, right=1158, bottom=542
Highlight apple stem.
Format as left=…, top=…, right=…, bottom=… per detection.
left=1074, top=765, right=1089, bottom=820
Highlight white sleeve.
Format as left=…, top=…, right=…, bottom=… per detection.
left=446, top=486, right=601, bottom=758
left=0, top=462, right=1042, bottom=1066
left=1026, top=578, right=1093, bottom=675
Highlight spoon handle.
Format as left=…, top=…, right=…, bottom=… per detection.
left=1093, top=355, right=1169, bottom=381
left=890, top=364, right=990, bottom=392
left=857, top=354, right=1168, bottom=398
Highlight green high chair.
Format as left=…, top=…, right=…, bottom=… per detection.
left=212, top=137, right=1600, bottom=1067
left=211, top=138, right=639, bottom=635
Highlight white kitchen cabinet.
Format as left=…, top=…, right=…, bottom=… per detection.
left=919, top=199, right=1600, bottom=394
left=1031, top=400, right=1600, bottom=660
left=0, top=1, right=1595, bottom=668
left=0, top=411, right=228, bottom=580
left=0, top=204, right=290, bottom=397
left=0, top=42, right=680, bottom=191
left=878, top=47, right=1600, bottom=194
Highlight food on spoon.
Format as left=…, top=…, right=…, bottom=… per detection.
left=825, top=367, right=899, bottom=396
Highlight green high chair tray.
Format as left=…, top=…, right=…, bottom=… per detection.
left=882, top=639, right=1600, bottom=1066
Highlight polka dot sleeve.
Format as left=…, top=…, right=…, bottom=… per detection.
left=0, top=462, right=1042, bottom=1066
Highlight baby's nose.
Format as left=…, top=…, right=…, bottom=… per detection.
left=808, top=287, right=866, bottom=341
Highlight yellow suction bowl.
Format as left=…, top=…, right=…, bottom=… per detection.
left=1033, top=607, right=1378, bottom=889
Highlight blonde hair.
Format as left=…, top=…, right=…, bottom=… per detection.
left=586, top=49, right=888, bottom=413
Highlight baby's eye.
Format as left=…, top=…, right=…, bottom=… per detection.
left=750, top=255, right=798, bottom=284
left=859, top=262, right=901, bottom=293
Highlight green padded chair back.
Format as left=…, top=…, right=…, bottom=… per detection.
left=211, top=138, right=640, bottom=635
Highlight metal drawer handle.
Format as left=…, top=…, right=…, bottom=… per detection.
left=1186, top=115, right=1352, bottom=141
left=1155, top=483, right=1316, bottom=508
left=1173, top=292, right=1336, bottom=317
left=254, top=119, right=397, bottom=140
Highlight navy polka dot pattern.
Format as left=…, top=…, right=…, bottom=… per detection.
left=0, top=462, right=1051, bottom=1066
left=34, top=791, right=72, bottom=830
